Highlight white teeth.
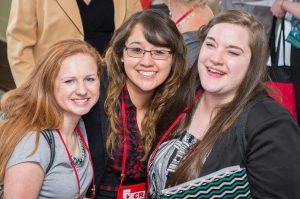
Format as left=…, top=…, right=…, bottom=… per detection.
left=208, top=68, right=225, bottom=75
left=73, top=99, right=88, bottom=104
left=139, top=71, right=156, bottom=76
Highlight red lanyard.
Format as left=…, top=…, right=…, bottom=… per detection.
left=175, top=8, right=194, bottom=25
left=140, top=0, right=152, bottom=10
left=147, top=90, right=203, bottom=188
left=57, top=126, right=95, bottom=199
left=120, top=92, right=130, bottom=185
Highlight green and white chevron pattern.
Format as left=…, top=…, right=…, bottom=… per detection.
left=160, top=166, right=252, bottom=199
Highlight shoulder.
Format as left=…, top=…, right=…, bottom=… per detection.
left=182, top=31, right=200, bottom=43
left=247, top=97, right=298, bottom=133
left=6, top=131, right=52, bottom=173
left=243, top=96, right=300, bottom=150
left=242, top=96, right=300, bottom=197
left=113, top=0, right=142, bottom=28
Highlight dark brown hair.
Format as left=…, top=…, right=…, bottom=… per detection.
left=156, top=10, right=270, bottom=186
left=105, top=9, right=187, bottom=160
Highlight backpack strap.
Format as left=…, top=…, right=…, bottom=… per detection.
left=236, top=95, right=267, bottom=164
left=0, top=112, right=55, bottom=173
left=41, top=130, right=55, bottom=174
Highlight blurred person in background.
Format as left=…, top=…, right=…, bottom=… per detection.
left=6, top=0, right=141, bottom=87
left=221, top=0, right=273, bottom=34
left=164, top=0, right=214, bottom=67
left=147, top=0, right=214, bottom=68
left=271, top=0, right=300, bottom=125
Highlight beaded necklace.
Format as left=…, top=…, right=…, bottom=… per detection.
left=176, top=8, right=195, bottom=27
left=168, top=0, right=196, bottom=27
left=71, top=134, right=86, bottom=168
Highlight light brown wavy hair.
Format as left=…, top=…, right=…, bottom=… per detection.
left=105, top=9, right=187, bottom=160
left=0, top=39, right=102, bottom=181
left=155, top=10, right=271, bottom=186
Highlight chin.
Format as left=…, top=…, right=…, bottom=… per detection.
left=140, top=82, right=161, bottom=91
left=72, top=108, right=93, bottom=116
left=201, top=84, right=218, bottom=92
left=139, top=88, right=157, bottom=94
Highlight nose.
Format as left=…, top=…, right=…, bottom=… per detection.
left=76, top=81, right=88, bottom=95
left=140, top=51, right=155, bottom=66
left=210, top=50, right=224, bottom=65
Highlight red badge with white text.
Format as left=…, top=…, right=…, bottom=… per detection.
left=117, top=183, right=145, bottom=199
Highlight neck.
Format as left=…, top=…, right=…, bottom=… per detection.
left=126, top=83, right=153, bottom=111
left=59, top=114, right=80, bottom=138
left=58, top=115, right=81, bottom=156
left=200, top=91, right=234, bottom=114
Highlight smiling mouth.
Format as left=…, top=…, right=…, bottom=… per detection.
left=72, top=98, right=89, bottom=105
left=207, top=67, right=225, bottom=75
left=138, top=70, right=156, bottom=77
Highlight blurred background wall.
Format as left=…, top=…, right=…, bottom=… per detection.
left=0, top=0, right=16, bottom=91
left=0, top=0, right=10, bottom=41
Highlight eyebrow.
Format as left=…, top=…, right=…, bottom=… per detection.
left=127, top=40, right=168, bottom=47
left=60, top=74, right=97, bottom=79
left=206, top=37, right=245, bottom=53
left=127, top=41, right=142, bottom=46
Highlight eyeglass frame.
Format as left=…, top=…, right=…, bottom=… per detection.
left=124, top=46, right=172, bottom=60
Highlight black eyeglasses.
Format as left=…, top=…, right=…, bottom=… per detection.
left=125, top=47, right=172, bottom=60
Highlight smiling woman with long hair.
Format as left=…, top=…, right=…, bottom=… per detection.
left=148, top=10, right=300, bottom=198
left=0, top=39, right=102, bottom=199
left=83, top=9, right=187, bottom=198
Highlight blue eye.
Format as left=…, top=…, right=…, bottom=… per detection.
left=86, top=77, right=96, bottom=82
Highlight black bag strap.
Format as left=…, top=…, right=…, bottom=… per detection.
left=0, top=113, right=55, bottom=197
left=236, top=95, right=267, bottom=164
left=269, top=16, right=286, bottom=67
left=0, top=112, right=55, bottom=174
left=41, top=130, right=55, bottom=174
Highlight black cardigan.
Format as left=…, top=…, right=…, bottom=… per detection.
left=200, top=96, right=300, bottom=198
left=83, top=69, right=108, bottom=193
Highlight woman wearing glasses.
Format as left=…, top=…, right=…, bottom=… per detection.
left=83, top=10, right=187, bottom=198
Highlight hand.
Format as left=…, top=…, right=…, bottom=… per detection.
left=271, top=0, right=286, bottom=18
